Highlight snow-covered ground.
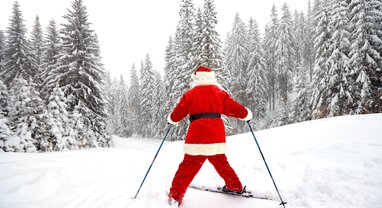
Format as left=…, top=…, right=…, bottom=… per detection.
left=0, top=114, right=381, bottom=208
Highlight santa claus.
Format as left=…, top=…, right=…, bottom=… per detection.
left=167, top=66, right=252, bottom=206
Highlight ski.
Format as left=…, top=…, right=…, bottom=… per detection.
left=189, top=184, right=274, bottom=201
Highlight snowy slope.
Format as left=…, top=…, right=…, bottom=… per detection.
left=0, top=114, right=381, bottom=208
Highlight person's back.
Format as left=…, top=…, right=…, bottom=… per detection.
left=167, top=66, right=252, bottom=207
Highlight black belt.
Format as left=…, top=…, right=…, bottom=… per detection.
left=189, top=112, right=221, bottom=123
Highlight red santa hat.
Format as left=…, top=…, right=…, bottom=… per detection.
left=191, top=66, right=216, bottom=80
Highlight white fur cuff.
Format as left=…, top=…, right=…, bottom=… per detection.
left=167, top=113, right=179, bottom=125
left=239, top=107, right=253, bottom=121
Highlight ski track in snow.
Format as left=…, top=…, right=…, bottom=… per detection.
left=0, top=114, right=381, bottom=208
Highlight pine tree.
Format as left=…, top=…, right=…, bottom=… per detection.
left=276, top=3, right=295, bottom=105
left=28, top=81, right=51, bottom=151
left=289, top=6, right=313, bottom=123
left=193, top=8, right=204, bottom=68
left=246, top=18, right=268, bottom=119
left=289, top=70, right=312, bottom=123
left=152, top=71, right=165, bottom=138
left=53, top=0, right=110, bottom=147
left=40, top=19, right=61, bottom=102
left=164, top=36, right=176, bottom=117
left=30, top=15, right=43, bottom=86
left=0, top=80, right=9, bottom=117
left=8, top=78, right=44, bottom=152
left=115, top=75, right=129, bottom=137
left=224, top=13, right=249, bottom=103
left=306, top=0, right=316, bottom=81
left=2, top=1, right=35, bottom=87
left=199, top=0, right=223, bottom=69
left=66, top=106, right=81, bottom=150
left=167, top=0, right=196, bottom=140
left=348, top=0, right=382, bottom=113
left=176, top=0, right=196, bottom=70
left=104, top=72, right=117, bottom=134
left=263, top=4, right=279, bottom=111
left=311, top=0, right=332, bottom=118
left=223, top=13, right=249, bottom=134
left=0, top=30, right=5, bottom=73
left=127, top=64, right=140, bottom=137
left=47, top=87, right=70, bottom=151
left=295, top=11, right=311, bottom=90
left=0, top=80, right=18, bottom=152
left=292, top=10, right=303, bottom=72
left=324, top=0, right=352, bottom=116
left=0, top=116, right=17, bottom=152
left=139, top=54, right=156, bottom=138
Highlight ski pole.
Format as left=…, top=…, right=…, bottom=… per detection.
left=133, top=124, right=172, bottom=199
left=246, top=121, right=287, bottom=208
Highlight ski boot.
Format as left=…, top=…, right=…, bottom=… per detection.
left=221, top=185, right=247, bottom=194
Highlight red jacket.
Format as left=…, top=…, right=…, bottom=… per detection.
left=168, top=84, right=251, bottom=156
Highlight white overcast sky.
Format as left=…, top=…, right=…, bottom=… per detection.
left=0, top=0, right=308, bottom=82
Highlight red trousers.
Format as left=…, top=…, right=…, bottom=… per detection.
left=168, top=154, right=243, bottom=203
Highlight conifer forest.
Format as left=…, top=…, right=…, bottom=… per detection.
left=0, top=0, right=381, bottom=152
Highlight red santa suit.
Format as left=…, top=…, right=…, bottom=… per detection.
left=167, top=66, right=252, bottom=206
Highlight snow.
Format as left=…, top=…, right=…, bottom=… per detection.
left=0, top=114, right=381, bottom=208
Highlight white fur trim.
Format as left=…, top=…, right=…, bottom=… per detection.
left=191, top=71, right=216, bottom=80
left=167, top=113, right=179, bottom=125
left=239, top=107, right=253, bottom=121
left=191, top=78, right=220, bottom=87
left=184, top=143, right=227, bottom=156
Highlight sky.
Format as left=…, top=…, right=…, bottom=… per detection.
left=0, top=0, right=308, bottom=83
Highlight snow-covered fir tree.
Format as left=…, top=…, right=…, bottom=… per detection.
left=294, top=11, right=312, bottom=89
left=324, top=0, right=352, bottom=117
left=276, top=3, right=295, bottom=106
left=167, top=0, right=196, bottom=140
left=164, top=36, right=176, bottom=117
left=348, top=0, right=382, bottom=113
left=0, top=30, right=5, bottom=73
left=139, top=54, right=156, bottom=138
left=263, top=4, right=279, bottom=111
left=0, top=115, right=16, bottom=152
left=28, top=82, right=51, bottom=152
left=306, top=0, right=316, bottom=81
left=289, top=70, right=312, bottom=123
left=52, top=0, right=110, bottom=147
left=223, top=13, right=249, bottom=133
left=311, top=0, right=323, bottom=62
left=0, top=80, right=9, bottom=117
left=66, top=105, right=81, bottom=150
left=224, top=13, right=249, bottom=103
left=193, top=8, right=204, bottom=68
left=176, top=0, right=196, bottom=70
left=47, top=87, right=70, bottom=151
left=40, top=19, right=61, bottom=102
left=0, top=80, right=18, bottom=152
left=127, top=64, right=140, bottom=137
left=292, top=10, right=303, bottom=72
left=246, top=18, right=268, bottom=120
left=107, top=76, right=121, bottom=135
left=1, top=1, right=35, bottom=87
left=8, top=78, right=47, bottom=152
left=311, top=0, right=333, bottom=119
left=115, top=75, right=129, bottom=137
left=152, top=71, right=165, bottom=138
left=196, top=0, right=223, bottom=69
left=104, top=72, right=118, bottom=134
left=30, top=15, right=43, bottom=86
